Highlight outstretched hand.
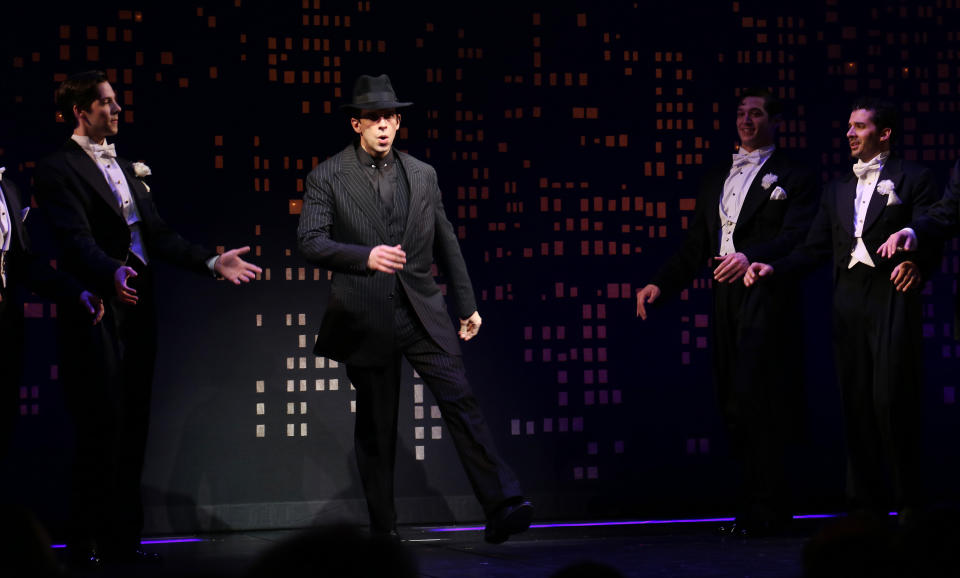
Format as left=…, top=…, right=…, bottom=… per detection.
left=215, top=246, right=262, bottom=284
left=459, top=311, right=482, bottom=341
left=877, top=229, right=918, bottom=259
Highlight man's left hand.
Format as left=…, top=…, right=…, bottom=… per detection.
left=891, top=260, right=920, bottom=292
left=79, top=290, right=105, bottom=325
left=714, top=252, right=750, bottom=283
left=215, top=246, right=263, bottom=284
left=459, top=311, right=482, bottom=341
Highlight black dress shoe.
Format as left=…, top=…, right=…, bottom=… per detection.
left=371, top=528, right=404, bottom=543
left=484, top=500, right=534, bottom=544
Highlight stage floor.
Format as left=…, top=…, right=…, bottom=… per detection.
left=56, top=518, right=823, bottom=577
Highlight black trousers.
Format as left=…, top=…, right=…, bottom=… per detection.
left=345, top=298, right=522, bottom=533
left=713, top=279, right=804, bottom=522
left=60, top=257, right=157, bottom=552
left=833, top=264, right=923, bottom=511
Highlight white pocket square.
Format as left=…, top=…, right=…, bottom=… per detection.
left=885, top=191, right=902, bottom=206
left=769, top=186, right=787, bottom=200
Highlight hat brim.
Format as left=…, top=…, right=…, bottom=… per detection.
left=340, top=100, right=414, bottom=113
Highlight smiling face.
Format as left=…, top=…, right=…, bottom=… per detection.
left=351, top=109, right=400, bottom=159
left=846, top=108, right=891, bottom=161
left=736, top=96, right=778, bottom=152
left=75, top=81, right=121, bottom=143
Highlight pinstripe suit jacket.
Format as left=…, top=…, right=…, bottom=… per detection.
left=297, top=143, right=477, bottom=366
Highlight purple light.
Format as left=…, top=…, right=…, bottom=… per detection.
left=51, top=537, right=207, bottom=549
left=428, top=517, right=738, bottom=533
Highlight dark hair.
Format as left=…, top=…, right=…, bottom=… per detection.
left=55, top=70, right=109, bottom=124
left=851, top=96, right=900, bottom=144
left=738, top=87, right=784, bottom=118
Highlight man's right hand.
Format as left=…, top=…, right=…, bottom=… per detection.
left=367, top=244, right=406, bottom=273
left=114, top=265, right=138, bottom=305
left=636, top=284, right=661, bottom=320
left=743, top=262, right=774, bottom=286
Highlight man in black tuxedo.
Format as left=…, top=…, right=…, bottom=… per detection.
left=297, top=74, right=532, bottom=543
left=32, top=70, right=262, bottom=568
left=880, top=160, right=960, bottom=335
left=636, top=88, right=818, bottom=536
left=0, top=168, right=102, bottom=453
left=747, top=97, right=938, bottom=519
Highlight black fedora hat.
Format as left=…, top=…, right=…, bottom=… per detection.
left=341, top=74, right=413, bottom=112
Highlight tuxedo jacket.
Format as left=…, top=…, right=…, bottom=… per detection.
left=0, top=177, right=83, bottom=309
left=776, top=155, right=940, bottom=281
left=652, top=149, right=818, bottom=298
left=298, top=143, right=477, bottom=366
left=32, top=139, right=214, bottom=302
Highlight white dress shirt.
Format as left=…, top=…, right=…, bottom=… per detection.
left=719, top=145, right=775, bottom=256
left=848, top=152, right=890, bottom=268
left=71, top=134, right=149, bottom=265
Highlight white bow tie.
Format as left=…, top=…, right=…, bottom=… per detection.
left=732, top=151, right=761, bottom=168
left=90, top=143, right=117, bottom=159
left=852, top=157, right=882, bottom=179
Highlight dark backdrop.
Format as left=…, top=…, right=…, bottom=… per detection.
left=2, top=0, right=959, bottom=535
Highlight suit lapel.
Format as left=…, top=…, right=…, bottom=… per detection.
left=862, top=156, right=904, bottom=233
left=736, top=151, right=781, bottom=228
left=63, top=140, right=123, bottom=219
left=398, top=152, right=425, bottom=242
left=0, top=180, right=26, bottom=247
left=340, top=145, right=388, bottom=240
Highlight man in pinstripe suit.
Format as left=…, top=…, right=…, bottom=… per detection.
left=297, top=74, right=532, bottom=543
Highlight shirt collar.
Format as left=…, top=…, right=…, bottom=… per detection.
left=356, top=145, right=393, bottom=169
left=71, top=134, right=111, bottom=162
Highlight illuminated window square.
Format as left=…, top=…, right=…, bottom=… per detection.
left=286, top=357, right=295, bottom=370
left=414, top=384, right=424, bottom=403
left=525, top=421, right=534, bottom=435
left=256, top=380, right=265, bottom=393
left=415, top=445, right=425, bottom=461
left=511, top=419, right=521, bottom=435
left=584, top=391, right=595, bottom=405
left=559, top=418, right=569, bottom=432
left=286, top=424, right=295, bottom=437
left=298, top=314, right=307, bottom=326
left=329, top=360, right=339, bottom=368
left=543, top=418, right=553, bottom=432
left=315, top=379, right=325, bottom=391
left=573, top=467, right=584, bottom=480
left=330, top=379, right=339, bottom=391
left=573, top=417, right=584, bottom=432
left=431, top=426, right=442, bottom=439
left=315, top=357, right=325, bottom=369
left=415, top=426, right=425, bottom=440
left=287, top=403, right=295, bottom=415
left=256, top=314, right=262, bottom=327
left=286, top=314, right=292, bottom=326
left=256, top=425, right=265, bottom=438
left=300, top=423, right=308, bottom=437
left=350, top=400, right=356, bottom=413
left=19, top=387, right=28, bottom=400
left=587, top=442, right=598, bottom=455
left=298, top=335, right=307, bottom=348
left=300, top=402, right=307, bottom=414
left=286, top=380, right=295, bottom=392
left=299, top=357, right=307, bottom=369
left=431, top=406, right=441, bottom=419
left=256, top=403, right=265, bottom=415
left=614, top=440, right=625, bottom=454
left=415, top=406, right=424, bottom=420
left=299, top=379, right=307, bottom=392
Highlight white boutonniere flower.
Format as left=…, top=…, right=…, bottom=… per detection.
left=761, top=173, right=778, bottom=190
left=876, top=179, right=901, bottom=206
left=132, top=162, right=152, bottom=192
left=0, top=166, right=6, bottom=182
